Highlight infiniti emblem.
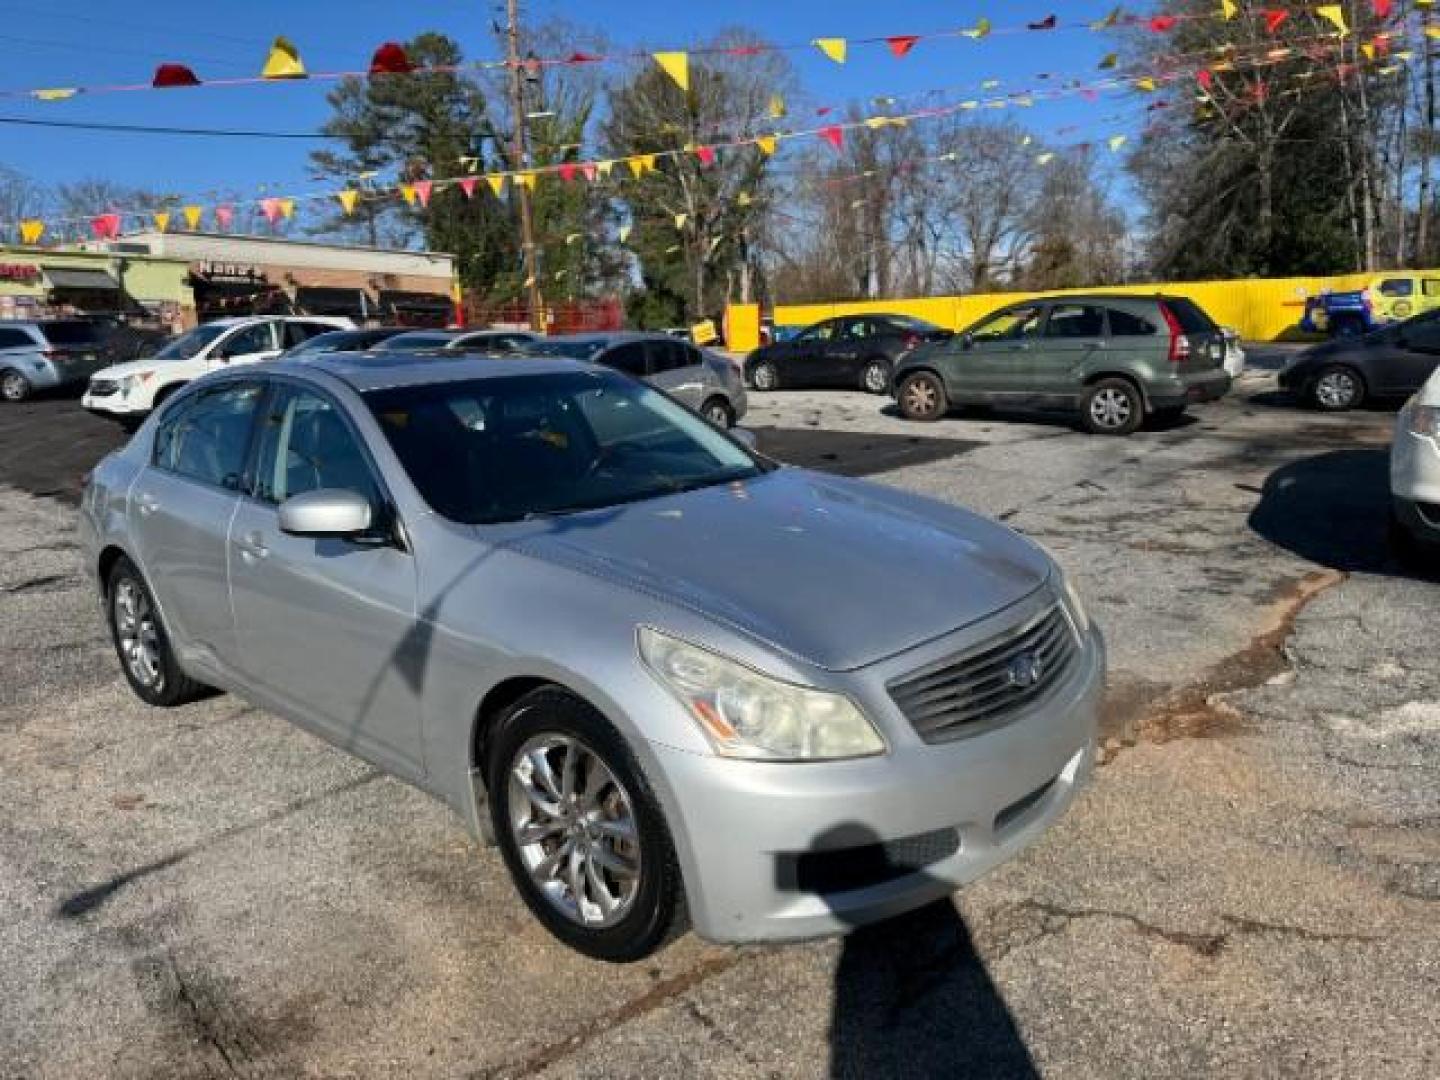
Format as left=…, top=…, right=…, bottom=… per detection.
left=1006, top=652, right=1044, bottom=690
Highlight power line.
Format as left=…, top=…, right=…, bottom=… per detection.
left=0, top=115, right=328, bottom=138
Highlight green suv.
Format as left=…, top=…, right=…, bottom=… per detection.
left=891, top=294, right=1232, bottom=435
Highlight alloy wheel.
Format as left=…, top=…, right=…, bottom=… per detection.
left=902, top=376, right=941, bottom=418
left=704, top=401, right=732, bottom=427
left=507, top=734, right=642, bottom=929
left=752, top=364, right=776, bottom=391
left=1314, top=370, right=1359, bottom=409
left=863, top=363, right=888, bottom=393
left=113, top=578, right=164, bottom=691
left=1, top=371, right=28, bottom=402
left=1088, top=387, right=1133, bottom=430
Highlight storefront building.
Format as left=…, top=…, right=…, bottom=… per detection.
left=86, top=232, right=459, bottom=327
left=0, top=246, right=195, bottom=329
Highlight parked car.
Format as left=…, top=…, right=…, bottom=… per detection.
left=748, top=312, right=950, bottom=397
left=1279, top=310, right=1440, bottom=411
left=376, top=329, right=539, bottom=355
left=1390, top=369, right=1440, bottom=564
left=525, top=331, right=747, bottom=428
left=82, top=316, right=353, bottom=425
left=745, top=314, right=952, bottom=394
left=78, top=351, right=1104, bottom=960
left=1301, top=273, right=1440, bottom=337
left=0, top=320, right=109, bottom=402
left=1222, top=327, right=1246, bottom=379
left=891, top=295, right=1231, bottom=435
left=283, top=327, right=410, bottom=358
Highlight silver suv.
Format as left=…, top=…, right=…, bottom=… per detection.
left=0, top=320, right=108, bottom=402
left=79, top=352, right=1102, bottom=960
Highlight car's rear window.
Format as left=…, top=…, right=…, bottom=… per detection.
left=39, top=321, right=102, bottom=344
left=1162, top=298, right=1217, bottom=334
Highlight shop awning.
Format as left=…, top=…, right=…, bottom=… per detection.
left=295, top=286, right=369, bottom=318
left=44, top=266, right=120, bottom=290
left=378, top=289, right=452, bottom=314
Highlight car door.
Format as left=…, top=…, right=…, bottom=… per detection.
left=127, top=380, right=265, bottom=667
left=645, top=339, right=707, bottom=406
left=207, top=321, right=281, bottom=372
left=824, top=318, right=873, bottom=385
left=1382, top=314, right=1440, bottom=394
left=788, top=320, right=841, bottom=385
left=1027, top=303, right=1108, bottom=403
left=227, top=380, right=423, bottom=775
left=596, top=341, right=649, bottom=381
left=949, top=303, right=1046, bottom=400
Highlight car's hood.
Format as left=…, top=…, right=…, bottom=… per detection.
left=507, top=469, right=1051, bottom=672
left=89, top=357, right=174, bottom=380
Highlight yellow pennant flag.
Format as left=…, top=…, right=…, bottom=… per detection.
left=1221, top=0, right=1238, bottom=18
left=618, top=224, right=632, bottom=243
left=962, top=18, right=992, bottom=40
left=736, top=192, right=753, bottom=207
left=260, top=36, right=306, bottom=79
left=517, top=171, right=537, bottom=191
left=1099, top=53, right=1118, bottom=70
left=399, top=183, right=417, bottom=206
left=768, top=94, right=786, bottom=119
left=626, top=155, right=656, bottom=178
left=1136, top=77, right=1157, bottom=92
left=1108, top=135, right=1127, bottom=152
left=19, top=220, right=44, bottom=245
left=279, top=198, right=295, bottom=219
left=864, top=117, right=887, bottom=129
left=1091, top=6, right=1123, bottom=29
left=33, top=87, right=78, bottom=102
left=565, top=232, right=582, bottom=245
left=337, top=190, right=359, bottom=215
left=673, top=212, right=688, bottom=230
left=653, top=51, right=689, bottom=93
left=814, top=38, right=847, bottom=64
left=707, top=237, right=722, bottom=257
left=1361, top=42, right=1376, bottom=61
left=1426, top=26, right=1440, bottom=39
left=487, top=175, right=506, bottom=197
left=960, top=100, right=979, bottom=110
left=182, top=205, right=203, bottom=229
left=153, top=211, right=170, bottom=232
left=595, top=160, right=615, bottom=178
left=1316, top=5, right=1348, bottom=37
left=754, top=134, right=777, bottom=155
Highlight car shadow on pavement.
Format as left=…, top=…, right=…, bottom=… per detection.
left=1248, top=447, right=1432, bottom=578
left=821, top=825, right=1039, bottom=1080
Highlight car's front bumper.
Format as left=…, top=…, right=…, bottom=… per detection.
left=1392, top=421, right=1440, bottom=544
left=81, top=388, right=147, bottom=419
left=653, top=626, right=1104, bottom=944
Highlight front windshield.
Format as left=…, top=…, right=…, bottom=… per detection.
left=523, top=339, right=605, bottom=360
left=366, top=371, right=764, bottom=524
left=151, top=323, right=230, bottom=361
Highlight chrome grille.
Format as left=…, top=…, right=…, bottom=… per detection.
left=889, top=604, right=1078, bottom=743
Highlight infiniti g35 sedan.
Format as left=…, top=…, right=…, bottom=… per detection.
left=78, top=351, right=1104, bottom=961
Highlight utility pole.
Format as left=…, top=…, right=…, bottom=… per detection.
left=505, top=0, right=544, bottom=332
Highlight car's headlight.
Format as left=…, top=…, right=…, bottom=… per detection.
left=637, top=627, right=885, bottom=761
left=1406, top=400, right=1439, bottom=437
left=1059, top=572, right=1091, bottom=637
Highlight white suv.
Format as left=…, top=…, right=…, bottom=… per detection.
left=82, top=316, right=353, bottom=425
left=1391, top=369, right=1440, bottom=563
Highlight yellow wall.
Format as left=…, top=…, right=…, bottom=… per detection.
left=746, top=270, right=1440, bottom=345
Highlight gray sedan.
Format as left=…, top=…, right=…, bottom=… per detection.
left=78, top=352, right=1103, bottom=960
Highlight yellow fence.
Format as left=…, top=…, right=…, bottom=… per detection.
left=724, top=270, right=1440, bottom=353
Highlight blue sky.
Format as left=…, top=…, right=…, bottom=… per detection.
left=0, top=1, right=1128, bottom=206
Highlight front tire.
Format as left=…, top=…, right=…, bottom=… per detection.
left=860, top=359, right=890, bottom=394
left=1, top=368, right=31, bottom=402
left=1307, top=365, right=1365, bottom=411
left=750, top=360, right=779, bottom=392
left=487, top=687, right=685, bottom=962
left=701, top=396, right=735, bottom=429
left=1080, top=378, right=1143, bottom=435
left=896, top=371, right=948, bottom=422
left=105, top=556, right=207, bottom=707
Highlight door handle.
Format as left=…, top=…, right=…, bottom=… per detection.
left=236, top=530, right=269, bottom=561
left=135, top=491, right=159, bottom=516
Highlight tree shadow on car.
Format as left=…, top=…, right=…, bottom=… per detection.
left=1248, top=447, right=1435, bottom=580
left=819, top=824, right=1039, bottom=1080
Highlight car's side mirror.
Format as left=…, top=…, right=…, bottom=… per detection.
left=730, top=427, right=758, bottom=451
left=278, top=489, right=373, bottom=538
left=960, top=332, right=975, bottom=351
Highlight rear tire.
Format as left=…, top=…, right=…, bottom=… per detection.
left=1307, top=365, right=1365, bottom=412
left=700, top=396, right=735, bottom=429
left=860, top=359, right=890, bottom=394
left=1, top=368, right=31, bottom=403
left=1080, top=379, right=1144, bottom=436
left=896, top=371, right=948, bottom=422
left=750, top=361, right=779, bottom=392
left=487, top=687, right=686, bottom=962
left=105, top=556, right=208, bottom=707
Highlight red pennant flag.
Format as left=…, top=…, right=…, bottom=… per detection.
left=215, top=205, right=234, bottom=230
left=566, top=51, right=601, bottom=64
left=559, top=162, right=577, bottom=182
left=1373, top=0, right=1392, bottom=16
left=726, top=45, right=764, bottom=56
left=90, top=213, right=121, bottom=240
left=1197, top=69, right=1214, bottom=91
left=819, top=125, right=844, bottom=151
left=458, top=177, right=477, bottom=199
left=581, top=163, right=598, bottom=182
left=886, top=35, right=920, bottom=58
left=413, top=180, right=433, bottom=207
left=369, top=42, right=412, bottom=75
left=1028, top=15, right=1057, bottom=30
left=152, top=63, right=200, bottom=88
left=260, top=198, right=282, bottom=225
left=1080, top=88, right=1099, bottom=101
left=1149, top=15, right=1178, bottom=32
left=695, top=145, right=716, bottom=166
left=1263, top=10, right=1289, bottom=34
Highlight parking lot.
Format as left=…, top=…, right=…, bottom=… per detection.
left=2, top=361, right=1437, bottom=1079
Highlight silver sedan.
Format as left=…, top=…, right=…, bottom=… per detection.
left=79, top=351, right=1104, bottom=960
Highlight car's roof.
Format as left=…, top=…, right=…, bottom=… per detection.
left=274, top=350, right=589, bottom=391
left=544, top=331, right=675, bottom=345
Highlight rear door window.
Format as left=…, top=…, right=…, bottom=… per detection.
left=0, top=328, right=36, bottom=350
left=1162, top=298, right=1217, bottom=334
left=645, top=339, right=688, bottom=374
left=600, top=342, right=648, bottom=377
left=1043, top=305, right=1105, bottom=339
left=38, top=322, right=102, bottom=345
left=1106, top=308, right=1159, bottom=336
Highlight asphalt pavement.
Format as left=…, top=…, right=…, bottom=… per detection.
left=1, top=365, right=1436, bottom=1079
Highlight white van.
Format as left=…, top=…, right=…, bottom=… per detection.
left=83, top=316, right=353, bottom=425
